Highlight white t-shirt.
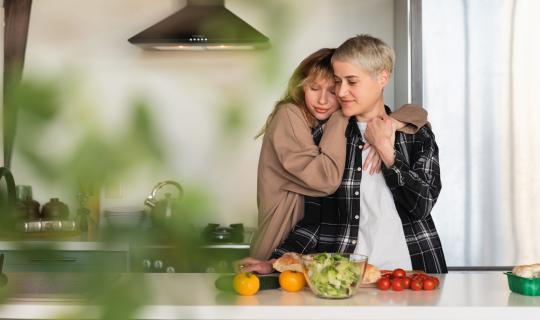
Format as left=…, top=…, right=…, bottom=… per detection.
left=353, top=122, right=412, bottom=270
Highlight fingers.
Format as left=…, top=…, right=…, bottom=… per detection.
left=234, top=257, right=261, bottom=273
left=234, top=257, right=275, bottom=274
left=241, top=264, right=260, bottom=274
left=373, top=152, right=382, bottom=174
left=363, top=144, right=383, bottom=175
left=363, top=147, right=376, bottom=172
left=234, top=261, right=246, bottom=273
left=369, top=153, right=377, bottom=175
left=238, top=261, right=274, bottom=275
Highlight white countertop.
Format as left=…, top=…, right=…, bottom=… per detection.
left=0, top=272, right=538, bottom=319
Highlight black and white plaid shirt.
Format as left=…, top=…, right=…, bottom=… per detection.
left=272, top=110, right=448, bottom=273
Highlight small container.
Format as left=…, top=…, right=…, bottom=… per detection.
left=104, top=207, right=145, bottom=229
left=41, top=198, right=70, bottom=220
left=505, top=272, right=540, bottom=296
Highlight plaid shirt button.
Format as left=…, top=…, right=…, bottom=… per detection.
left=351, top=240, right=357, bottom=245
left=356, top=167, right=361, bottom=171
left=354, top=215, right=359, bottom=219
left=358, top=145, right=363, bottom=149
left=354, top=191, right=359, bottom=195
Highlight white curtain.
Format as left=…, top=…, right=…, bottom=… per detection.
left=423, top=0, right=540, bottom=266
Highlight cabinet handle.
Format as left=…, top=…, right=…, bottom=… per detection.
left=30, top=258, right=78, bottom=263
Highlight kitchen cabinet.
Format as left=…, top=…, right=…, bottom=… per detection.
left=0, top=241, right=129, bottom=273
left=0, top=272, right=538, bottom=319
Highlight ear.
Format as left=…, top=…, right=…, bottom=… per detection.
left=378, top=70, right=390, bottom=87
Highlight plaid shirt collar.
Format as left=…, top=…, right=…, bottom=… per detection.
left=344, top=105, right=392, bottom=139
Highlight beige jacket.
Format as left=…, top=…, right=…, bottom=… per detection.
left=250, top=103, right=428, bottom=259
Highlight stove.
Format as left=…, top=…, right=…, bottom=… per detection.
left=130, top=223, right=253, bottom=273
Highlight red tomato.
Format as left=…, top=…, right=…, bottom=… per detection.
left=391, top=279, right=404, bottom=291
left=392, top=268, right=406, bottom=279
left=410, top=279, right=423, bottom=291
left=401, top=276, right=411, bottom=289
left=377, top=277, right=391, bottom=290
left=423, top=278, right=436, bottom=291
left=432, top=276, right=440, bottom=288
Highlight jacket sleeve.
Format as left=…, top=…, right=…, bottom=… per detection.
left=271, top=197, right=321, bottom=259
left=391, top=104, right=431, bottom=134
left=382, top=126, right=442, bottom=220
left=267, top=106, right=348, bottom=196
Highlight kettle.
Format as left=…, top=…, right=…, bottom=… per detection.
left=144, top=181, right=183, bottom=224
left=0, top=167, right=16, bottom=224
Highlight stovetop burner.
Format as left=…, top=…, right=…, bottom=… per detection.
left=131, top=223, right=253, bottom=273
left=201, top=223, right=244, bottom=243
left=201, top=223, right=245, bottom=243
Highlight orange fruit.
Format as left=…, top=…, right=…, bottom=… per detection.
left=279, top=270, right=306, bottom=292
left=233, top=273, right=260, bottom=296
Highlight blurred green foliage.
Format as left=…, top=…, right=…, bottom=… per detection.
left=0, top=74, right=210, bottom=317
left=8, top=76, right=165, bottom=194
left=0, top=1, right=297, bottom=318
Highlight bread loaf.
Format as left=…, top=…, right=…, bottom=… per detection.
left=362, top=263, right=381, bottom=284
left=272, top=252, right=305, bottom=273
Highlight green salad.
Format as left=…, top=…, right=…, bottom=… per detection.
left=304, top=253, right=363, bottom=298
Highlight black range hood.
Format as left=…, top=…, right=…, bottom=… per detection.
left=128, top=0, right=270, bottom=51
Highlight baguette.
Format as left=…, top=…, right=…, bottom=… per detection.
left=272, top=252, right=305, bottom=273
left=362, top=263, right=381, bottom=284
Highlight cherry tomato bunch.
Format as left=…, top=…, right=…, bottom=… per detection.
left=376, top=268, right=440, bottom=291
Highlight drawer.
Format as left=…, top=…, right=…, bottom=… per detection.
left=0, top=250, right=128, bottom=273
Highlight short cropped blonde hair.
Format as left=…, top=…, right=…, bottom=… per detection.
left=332, top=34, right=395, bottom=77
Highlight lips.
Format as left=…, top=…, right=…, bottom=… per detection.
left=314, top=107, right=330, bottom=114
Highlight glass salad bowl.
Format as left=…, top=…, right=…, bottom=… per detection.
left=302, top=253, right=368, bottom=299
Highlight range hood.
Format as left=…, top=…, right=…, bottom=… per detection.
left=128, top=0, right=270, bottom=51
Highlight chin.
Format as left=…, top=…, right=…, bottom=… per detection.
left=316, top=115, right=331, bottom=121
left=341, top=108, right=355, bottom=117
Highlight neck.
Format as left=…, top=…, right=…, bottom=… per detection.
left=354, top=99, right=386, bottom=122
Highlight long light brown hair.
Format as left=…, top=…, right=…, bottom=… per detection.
left=256, top=48, right=335, bottom=138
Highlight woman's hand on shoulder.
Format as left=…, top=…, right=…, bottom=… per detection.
left=234, top=257, right=275, bottom=274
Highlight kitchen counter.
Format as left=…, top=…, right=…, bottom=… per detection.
left=0, top=272, right=539, bottom=319
left=0, top=240, right=129, bottom=252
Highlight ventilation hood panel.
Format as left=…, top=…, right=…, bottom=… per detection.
left=128, top=1, right=270, bottom=51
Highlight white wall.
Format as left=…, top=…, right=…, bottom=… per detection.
left=13, top=0, right=395, bottom=227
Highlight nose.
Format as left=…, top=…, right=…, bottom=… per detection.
left=337, top=82, right=347, bottom=98
left=318, top=90, right=328, bottom=105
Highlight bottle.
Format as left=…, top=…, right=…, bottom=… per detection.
left=15, top=185, right=40, bottom=220
left=77, top=189, right=100, bottom=239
